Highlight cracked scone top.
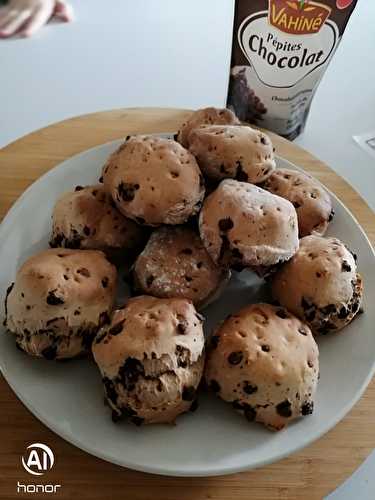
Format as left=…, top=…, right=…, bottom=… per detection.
left=177, top=107, right=240, bottom=148
left=199, top=180, right=299, bottom=269
left=188, top=125, right=276, bottom=183
left=50, top=184, right=144, bottom=258
left=92, top=296, right=205, bottom=424
left=271, top=235, right=363, bottom=334
left=263, top=168, right=333, bottom=237
left=4, top=248, right=117, bottom=359
left=133, top=226, right=230, bottom=309
left=205, top=303, right=319, bottom=431
left=102, top=136, right=205, bottom=226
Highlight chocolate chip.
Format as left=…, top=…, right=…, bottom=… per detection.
left=342, top=261, right=351, bottom=272
left=293, top=201, right=301, bottom=209
left=117, top=182, right=139, bottom=202
left=190, top=399, right=199, bottom=412
left=320, top=304, right=336, bottom=315
left=298, top=327, right=308, bottom=336
left=77, top=267, right=90, bottom=278
left=328, top=209, right=335, bottom=222
left=235, top=161, right=248, bottom=182
left=181, top=248, right=193, bottom=255
left=111, top=411, right=122, bottom=423
left=210, top=380, right=221, bottom=392
left=218, top=218, right=234, bottom=232
left=228, top=351, right=243, bottom=365
left=305, top=309, right=316, bottom=321
left=276, top=308, right=288, bottom=319
left=350, top=251, right=358, bottom=262
left=232, top=400, right=243, bottom=410
left=243, top=382, right=258, bottom=395
left=185, top=276, right=193, bottom=283
left=99, top=176, right=104, bottom=183
left=41, top=345, right=57, bottom=360
left=177, top=321, right=188, bottom=335
left=338, top=306, right=348, bottom=319
left=197, top=261, right=203, bottom=269
left=276, top=399, right=292, bottom=418
left=99, top=311, right=110, bottom=327
left=109, top=320, right=125, bottom=336
left=74, top=310, right=80, bottom=316
left=75, top=185, right=84, bottom=191
left=261, top=345, right=270, bottom=352
left=146, top=275, right=154, bottom=287
left=122, top=406, right=137, bottom=418
left=301, top=297, right=311, bottom=310
left=175, top=345, right=190, bottom=368
left=210, top=335, right=220, bottom=349
left=46, top=290, right=64, bottom=306
left=351, top=302, right=359, bottom=314
left=83, top=226, right=90, bottom=236
left=136, top=217, right=145, bottom=225
left=244, top=406, right=257, bottom=422
left=131, top=417, right=144, bottom=426
left=307, top=360, right=314, bottom=368
left=118, top=357, right=144, bottom=388
left=301, top=401, right=314, bottom=416
left=195, top=312, right=205, bottom=322
left=260, top=136, right=267, bottom=145
left=182, top=386, right=196, bottom=401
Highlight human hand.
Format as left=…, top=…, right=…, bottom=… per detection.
left=0, top=0, right=73, bottom=38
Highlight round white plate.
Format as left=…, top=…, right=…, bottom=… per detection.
left=0, top=137, right=374, bottom=477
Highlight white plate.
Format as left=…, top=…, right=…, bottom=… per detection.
left=0, top=137, right=374, bottom=477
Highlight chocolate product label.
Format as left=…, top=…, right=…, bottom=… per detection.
left=227, top=0, right=357, bottom=139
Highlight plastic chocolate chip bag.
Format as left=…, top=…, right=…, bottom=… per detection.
left=227, top=0, right=357, bottom=140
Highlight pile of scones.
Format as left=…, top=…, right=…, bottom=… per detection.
left=3, top=107, right=364, bottom=431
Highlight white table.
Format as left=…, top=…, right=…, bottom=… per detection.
left=0, top=0, right=374, bottom=496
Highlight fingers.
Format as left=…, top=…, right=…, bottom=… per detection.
left=0, top=8, right=31, bottom=37
left=54, top=0, right=74, bottom=22
left=20, top=4, right=54, bottom=37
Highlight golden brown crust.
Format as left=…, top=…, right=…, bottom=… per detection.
left=189, top=125, right=276, bottom=183
left=199, top=180, right=299, bottom=268
left=177, top=107, right=240, bottom=148
left=102, top=136, right=205, bottom=226
left=133, top=226, right=230, bottom=308
left=263, top=169, right=333, bottom=237
left=92, top=296, right=205, bottom=424
left=271, top=236, right=363, bottom=334
left=5, top=248, right=117, bottom=359
left=205, top=303, right=319, bottom=430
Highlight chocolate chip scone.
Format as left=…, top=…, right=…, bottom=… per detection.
left=50, top=184, right=145, bottom=260
left=188, top=125, right=276, bottom=183
left=262, top=168, right=333, bottom=237
left=4, top=249, right=117, bottom=359
left=205, top=303, right=319, bottom=431
left=177, top=107, right=240, bottom=148
left=92, top=296, right=205, bottom=424
left=199, top=180, right=299, bottom=272
left=271, top=235, right=363, bottom=334
left=133, top=226, right=230, bottom=309
left=102, top=136, right=205, bottom=226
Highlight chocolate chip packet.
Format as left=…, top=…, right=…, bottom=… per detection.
left=227, top=0, right=357, bottom=140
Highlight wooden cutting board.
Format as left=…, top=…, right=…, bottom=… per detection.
left=0, top=108, right=374, bottom=500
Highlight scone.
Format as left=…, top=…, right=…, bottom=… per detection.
left=133, top=226, right=230, bottom=309
left=199, top=180, right=299, bottom=271
left=177, top=107, right=240, bottom=148
left=92, top=296, right=205, bottom=424
left=271, top=235, right=363, bottom=334
left=50, top=184, right=145, bottom=260
left=205, top=303, right=319, bottom=431
left=102, top=136, right=205, bottom=226
left=4, top=249, right=117, bottom=359
left=262, top=169, right=333, bottom=237
left=188, top=125, right=276, bottom=183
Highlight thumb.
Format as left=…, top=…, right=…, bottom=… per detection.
left=53, top=1, right=74, bottom=22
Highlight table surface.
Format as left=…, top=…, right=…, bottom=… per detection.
left=0, top=108, right=374, bottom=500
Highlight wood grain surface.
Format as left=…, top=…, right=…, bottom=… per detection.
left=0, top=108, right=374, bottom=500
